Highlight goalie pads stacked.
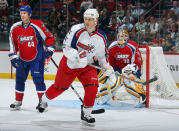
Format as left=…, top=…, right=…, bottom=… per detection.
left=96, top=64, right=146, bottom=106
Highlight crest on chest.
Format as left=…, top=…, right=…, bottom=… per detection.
left=77, top=42, right=95, bottom=53
left=115, top=53, right=129, bottom=60
left=18, top=35, right=34, bottom=44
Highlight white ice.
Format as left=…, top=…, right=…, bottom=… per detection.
left=0, top=79, right=179, bottom=131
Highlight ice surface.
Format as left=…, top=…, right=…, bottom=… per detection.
left=0, top=79, right=179, bottom=131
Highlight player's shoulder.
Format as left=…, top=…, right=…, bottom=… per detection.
left=108, top=41, right=118, bottom=50
left=10, top=21, right=22, bottom=30
left=127, top=40, right=138, bottom=47
left=71, top=23, right=85, bottom=32
left=97, top=29, right=106, bottom=36
left=30, top=19, right=44, bottom=26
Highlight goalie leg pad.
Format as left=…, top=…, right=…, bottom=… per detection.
left=96, top=76, right=121, bottom=104
left=123, top=74, right=146, bottom=103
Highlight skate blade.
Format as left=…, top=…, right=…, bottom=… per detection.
left=10, top=107, right=21, bottom=111
left=82, top=120, right=95, bottom=126
left=37, top=108, right=48, bottom=113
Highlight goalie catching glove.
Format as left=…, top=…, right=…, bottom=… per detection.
left=102, top=64, right=115, bottom=76
left=122, top=64, right=138, bottom=76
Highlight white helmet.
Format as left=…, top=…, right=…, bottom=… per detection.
left=83, top=8, right=99, bottom=19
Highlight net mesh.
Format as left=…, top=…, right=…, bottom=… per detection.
left=115, top=46, right=179, bottom=108
left=140, top=46, right=179, bottom=108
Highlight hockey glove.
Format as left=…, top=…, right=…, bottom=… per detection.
left=77, top=50, right=88, bottom=68
left=45, top=46, right=55, bottom=59
left=122, top=64, right=138, bottom=76
left=102, top=64, right=114, bottom=77
left=45, top=50, right=53, bottom=59
left=11, top=58, right=20, bottom=68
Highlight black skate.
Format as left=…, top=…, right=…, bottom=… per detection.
left=10, top=101, right=22, bottom=110
left=137, top=94, right=146, bottom=108
left=140, top=94, right=146, bottom=105
left=36, top=99, right=48, bottom=113
left=81, top=105, right=95, bottom=126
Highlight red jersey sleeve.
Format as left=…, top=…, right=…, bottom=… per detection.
left=134, top=47, right=143, bottom=69
left=129, top=40, right=143, bottom=69
left=31, top=20, right=55, bottom=47
left=108, top=48, right=116, bottom=67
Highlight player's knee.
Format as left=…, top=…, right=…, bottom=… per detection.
left=53, top=83, right=68, bottom=91
left=33, top=77, right=46, bottom=91
left=15, top=80, right=25, bottom=92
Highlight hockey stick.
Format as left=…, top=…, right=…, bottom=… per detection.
left=50, top=58, right=105, bottom=114
left=89, top=64, right=158, bottom=86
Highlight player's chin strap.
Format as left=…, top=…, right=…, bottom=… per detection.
left=89, top=64, right=158, bottom=86
left=50, top=58, right=105, bottom=114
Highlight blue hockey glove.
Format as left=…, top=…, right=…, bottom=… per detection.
left=45, top=50, right=53, bottom=59
left=11, top=58, right=20, bottom=68
left=45, top=46, right=55, bottom=58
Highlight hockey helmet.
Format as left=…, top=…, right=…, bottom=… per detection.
left=117, top=29, right=129, bottom=45
left=83, top=9, right=99, bottom=20
left=19, top=5, right=32, bottom=15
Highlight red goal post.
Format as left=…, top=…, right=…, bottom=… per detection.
left=139, top=45, right=179, bottom=108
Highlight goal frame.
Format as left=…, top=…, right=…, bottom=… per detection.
left=139, top=45, right=150, bottom=108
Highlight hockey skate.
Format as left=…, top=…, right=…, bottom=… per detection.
left=139, top=94, right=146, bottom=105
left=36, top=99, right=48, bottom=113
left=81, top=105, right=95, bottom=126
left=10, top=101, right=22, bottom=110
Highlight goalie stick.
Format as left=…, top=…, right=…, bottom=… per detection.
left=50, top=58, right=105, bottom=114
left=89, top=64, right=158, bottom=86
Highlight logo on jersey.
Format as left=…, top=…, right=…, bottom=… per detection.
left=18, top=36, right=34, bottom=43
left=116, top=54, right=129, bottom=60
left=77, top=42, right=94, bottom=53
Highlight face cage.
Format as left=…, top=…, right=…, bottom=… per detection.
left=117, top=35, right=129, bottom=45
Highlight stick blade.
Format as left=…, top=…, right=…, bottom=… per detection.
left=91, top=108, right=105, bottom=114
left=143, top=76, right=158, bottom=85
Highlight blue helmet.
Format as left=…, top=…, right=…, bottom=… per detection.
left=19, top=5, right=32, bottom=15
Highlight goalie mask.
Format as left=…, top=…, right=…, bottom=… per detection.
left=117, top=29, right=129, bottom=45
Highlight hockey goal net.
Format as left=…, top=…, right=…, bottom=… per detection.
left=114, top=46, right=179, bottom=108
left=139, top=46, right=179, bottom=108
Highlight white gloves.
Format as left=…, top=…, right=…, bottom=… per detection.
left=102, top=64, right=115, bottom=76
left=64, top=49, right=88, bottom=68
left=64, top=49, right=79, bottom=62
left=122, top=64, right=138, bottom=75
left=77, top=50, right=88, bottom=68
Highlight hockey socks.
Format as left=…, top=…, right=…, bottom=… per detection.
left=83, top=86, right=98, bottom=107
left=15, top=91, right=24, bottom=101
left=37, top=92, right=44, bottom=100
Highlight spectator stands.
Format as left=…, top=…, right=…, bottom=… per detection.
left=0, top=0, right=178, bottom=53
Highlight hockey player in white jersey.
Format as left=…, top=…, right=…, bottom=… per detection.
left=37, top=8, right=115, bottom=125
